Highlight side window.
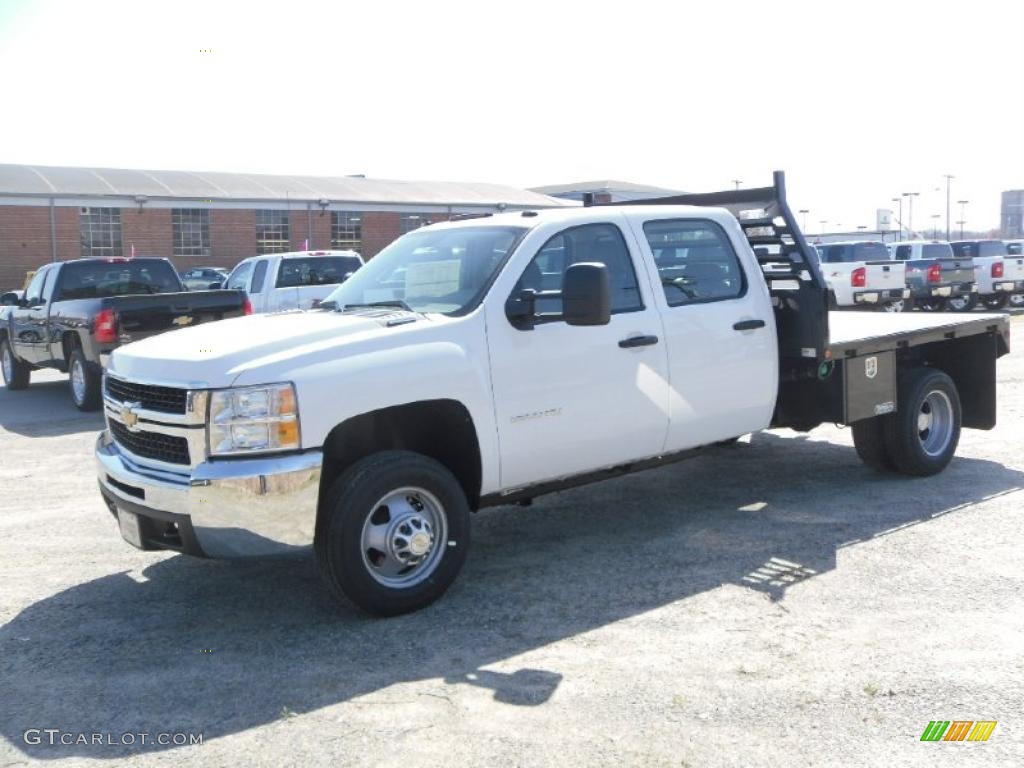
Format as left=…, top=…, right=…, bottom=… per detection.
left=226, top=261, right=254, bottom=291
left=895, top=245, right=911, bottom=261
left=250, top=260, right=268, bottom=293
left=24, top=268, right=48, bottom=304
left=513, top=223, right=643, bottom=318
left=642, top=219, right=746, bottom=306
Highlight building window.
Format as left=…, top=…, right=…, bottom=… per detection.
left=172, top=209, right=211, bottom=257
left=256, top=210, right=290, bottom=254
left=400, top=213, right=431, bottom=234
left=80, top=207, right=123, bottom=258
left=331, top=211, right=362, bottom=252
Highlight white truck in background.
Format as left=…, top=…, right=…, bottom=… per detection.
left=815, top=241, right=910, bottom=312
left=225, top=250, right=364, bottom=313
left=950, top=240, right=1024, bottom=310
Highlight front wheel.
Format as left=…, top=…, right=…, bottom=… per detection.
left=68, top=348, right=101, bottom=411
left=1, top=338, right=31, bottom=390
left=980, top=294, right=1007, bottom=310
left=882, top=368, right=961, bottom=477
left=947, top=294, right=978, bottom=312
left=316, top=451, right=471, bottom=616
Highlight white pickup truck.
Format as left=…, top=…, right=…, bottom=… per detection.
left=95, top=173, right=1010, bottom=616
left=950, top=240, right=1024, bottom=310
left=815, top=241, right=910, bottom=312
left=224, top=250, right=364, bottom=313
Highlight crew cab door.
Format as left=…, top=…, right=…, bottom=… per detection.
left=11, top=265, right=53, bottom=364
left=629, top=215, right=777, bottom=450
left=486, top=218, right=670, bottom=490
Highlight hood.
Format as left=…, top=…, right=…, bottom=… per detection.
left=109, top=310, right=420, bottom=388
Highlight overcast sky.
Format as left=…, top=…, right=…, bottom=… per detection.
left=0, top=0, right=1020, bottom=233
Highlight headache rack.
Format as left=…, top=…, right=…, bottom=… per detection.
left=588, top=170, right=830, bottom=379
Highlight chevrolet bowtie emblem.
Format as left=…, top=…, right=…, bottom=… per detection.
left=121, top=402, right=141, bottom=430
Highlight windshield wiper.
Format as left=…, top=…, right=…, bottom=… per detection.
left=339, top=300, right=416, bottom=313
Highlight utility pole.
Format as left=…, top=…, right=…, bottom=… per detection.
left=903, top=192, right=920, bottom=238
left=956, top=200, right=969, bottom=239
left=943, top=174, right=954, bottom=240
left=798, top=209, right=809, bottom=232
left=931, top=214, right=941, bottom=239
left=731, top=179, right=742, bottom=190
left=819, top=219, right=827, bottom=235
left=892, top=197, right=903, bottom=239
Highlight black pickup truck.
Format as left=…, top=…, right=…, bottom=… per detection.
left=0, top=257, right=245, bottom=410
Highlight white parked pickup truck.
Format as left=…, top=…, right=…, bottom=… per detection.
left=950, top=240, right=1024, bottom=310
left=95, top=173, right=1010, bottom=616
left=815, top=241, right=910, bottom=312
left=224, top=250, right=364, bottom=313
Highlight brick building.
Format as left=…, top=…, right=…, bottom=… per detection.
left=0, top=164, right=569, bottom=288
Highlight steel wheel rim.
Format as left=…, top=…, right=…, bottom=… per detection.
left=1009, top=293, right=1024, bottom=307
left=917, top=390, right=954, bottom=457
left=885, top=300, right=904, bottom=313
left=1, top=344, right=11, bottom=382
left=71, top=358, right=86, bottom=403
left=948, top=297, right=968, bottom=310
left=360, top=486, right=447, bottom=588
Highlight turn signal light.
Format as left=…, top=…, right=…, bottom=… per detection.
left=851, top=267, right=866, bottom=288
left=94, top=309, right=118, bottom=343
left=927, top=263, right=942, bottom=283
left=991, top=261, right=1004, bottom=278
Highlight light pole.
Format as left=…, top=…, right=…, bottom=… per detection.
left=943, top=174, right=954, bottom=240
left=956, top=200, right=969, bottom=238
left=891, top=197, right=903, bottom=239
left=931, top=214, right=941, bottom=239
left=798, top=209, right=809, bottom=232
left=731, top=179, right=742, bottom=190
left=819, top=219, right=827, bottom=235
left=903, top=192, right=919, bottom=237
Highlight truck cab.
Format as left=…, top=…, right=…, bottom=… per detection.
left=225, top=250, right=364, bottom=313
left=815, top=241, right=909, bottom=311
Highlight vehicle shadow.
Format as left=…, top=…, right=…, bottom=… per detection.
left=2, top=431, right=1021, bottom=759
left=0, top=378, right=104, bottom=437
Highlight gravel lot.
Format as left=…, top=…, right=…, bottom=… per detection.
left=2, top=316, right=1022, bottom=767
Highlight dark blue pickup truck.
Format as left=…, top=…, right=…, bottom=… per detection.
left=1, top=257, right=244, bottom=410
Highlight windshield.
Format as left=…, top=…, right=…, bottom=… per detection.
left=921, top=243, right=954, bottom=260
left=819, top=243, right=889, bottom=263
left=323, top=225, right=527, bottom=315
left=55, top=259, right=181, bottom=300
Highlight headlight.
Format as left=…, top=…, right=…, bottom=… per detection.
left=208, top=383, right=300, bottom=456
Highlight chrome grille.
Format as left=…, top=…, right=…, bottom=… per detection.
left=105, top=377, right=188, bottom=414
left=110, top=420, right=191, bottom=465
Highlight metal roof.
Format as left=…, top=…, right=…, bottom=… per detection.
left=0, top=163, right=571, bottom=209
left=530, top=179, right=685, bottom=197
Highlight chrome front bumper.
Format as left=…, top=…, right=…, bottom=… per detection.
left=96, top=432, right=322, bottom=557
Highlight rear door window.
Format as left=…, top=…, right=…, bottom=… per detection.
left=643, top=219, right=746, bottom=306
left=275, top=256, right=363, bottom=288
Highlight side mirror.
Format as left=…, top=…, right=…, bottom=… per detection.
left=562, top=262, right=610, bottom=326
left=1, top=292, right=19, bottom=306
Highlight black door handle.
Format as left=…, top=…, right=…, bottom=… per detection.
left=733, top=319, right=766, bottom=331
left=618, top=334, right=659, bottom=348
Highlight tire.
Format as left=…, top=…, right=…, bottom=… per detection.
left=917, top=297, right=946, bottom=312
left=316, top=450, right=471, bottom=616
left=68, top=348, right=101, bottom=411
left=882, top=368, right=961, bottom=477
left=980, top=294, right=1007, bottom=310
left=851, top=417, right=894, bottom=471
left=1008, top=292, right=1024, bottom=309
left=1, top=338, right=31, bottom=390
left=882, top=297, right=913, bottom=313
left=947, top=294, right=978, bottom=312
